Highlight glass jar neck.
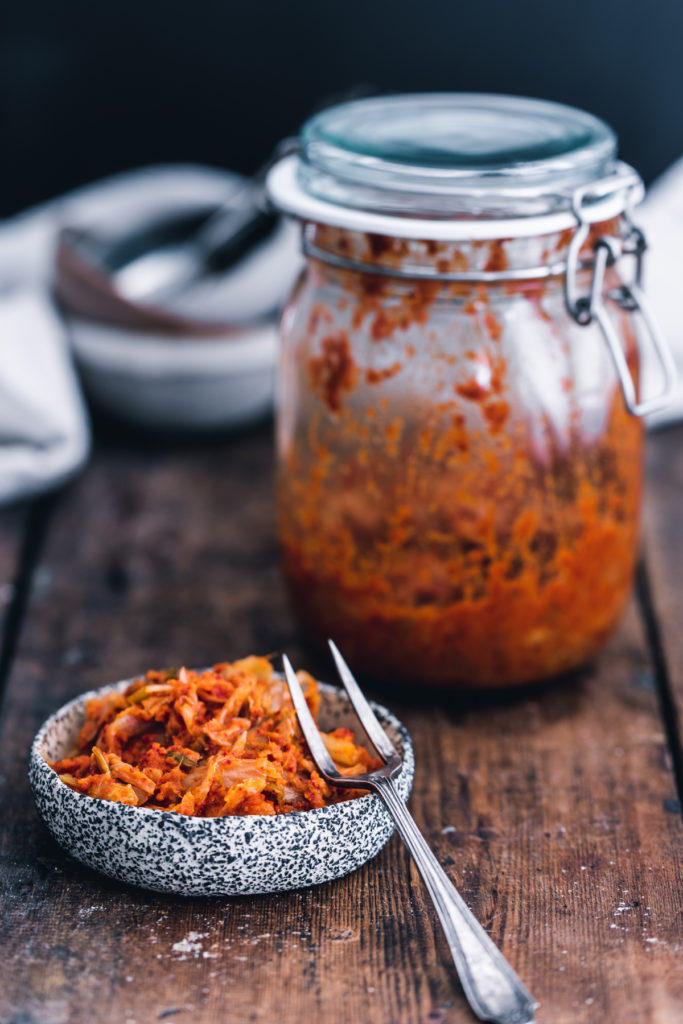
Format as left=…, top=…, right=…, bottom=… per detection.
left=302, top=217, right=626, bottom=283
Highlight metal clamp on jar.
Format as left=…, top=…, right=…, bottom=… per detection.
left=267, top=94, right=675, bottom=689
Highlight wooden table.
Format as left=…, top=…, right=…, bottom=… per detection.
left=1, top=420, right=681, bottom=1024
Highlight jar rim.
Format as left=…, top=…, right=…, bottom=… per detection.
left=266, top=93, right=644, bottom=241
left=302, top=94, right=615, bottom=190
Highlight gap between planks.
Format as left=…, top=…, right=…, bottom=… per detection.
left=0, top=493, right=58, bottom=714
left=643, top=424, right=683, bottom=822
left=635, top=559, right=683, bottom=819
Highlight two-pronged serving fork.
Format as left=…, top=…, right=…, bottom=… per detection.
left=282, top=641, right=537, bottom=1024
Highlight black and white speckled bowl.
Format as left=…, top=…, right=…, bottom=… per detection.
left=29, top=675, right=414, bottom=896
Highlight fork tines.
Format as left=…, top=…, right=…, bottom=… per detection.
left=282, top=643, right=402, bottom=788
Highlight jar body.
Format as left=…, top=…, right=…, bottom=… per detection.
left=276, top=227, right=643, bottom=687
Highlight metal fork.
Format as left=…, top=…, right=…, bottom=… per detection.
left=282, top=641, right=537, bottom=1024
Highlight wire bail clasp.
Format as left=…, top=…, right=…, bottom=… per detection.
left=564, top=184, right=677, bottom=418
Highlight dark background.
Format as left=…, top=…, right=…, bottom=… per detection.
left=2, top=0, right=682, bottom=216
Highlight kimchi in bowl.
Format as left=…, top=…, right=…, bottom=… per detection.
left=29, top=673, right=414, bottom=896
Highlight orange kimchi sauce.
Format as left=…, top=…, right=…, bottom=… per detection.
left=278, top=234, right=643, bottom=688
left=50, top=658, right=380, bottom=815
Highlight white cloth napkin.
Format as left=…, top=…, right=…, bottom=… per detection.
left=0, top=161, right=681, bottom=506
left=0, top=181, right=93, bottom=503
left=0, top=290, right=89, bottom=503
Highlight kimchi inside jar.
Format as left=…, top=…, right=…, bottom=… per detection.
left=267, top=95, right=673, bottom=688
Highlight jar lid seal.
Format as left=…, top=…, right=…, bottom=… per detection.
left=267, top=94, right=643, bottom=240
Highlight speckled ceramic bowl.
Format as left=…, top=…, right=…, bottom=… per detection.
left=29, top=675, right=414, bottom=896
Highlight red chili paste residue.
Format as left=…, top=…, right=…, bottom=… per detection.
left=341, top=267, right=441, bottom=340
left=365, top=362, right=403, bottom=385
left=308, top=302, right=334, bottom=335
left=456, top=378, right=489, bottom=401
left=483, top=399, right=510, bottom=433
left=484, top=240, right=509, bottom=273
left=367, top=233, right=394, bottom=259
left=283, top=226, right=643, bottom=688
left=367, top=281, right=440, bottom=341
left=456, top=349, right=506, bottom=402
left=371, top=310, right=396, bottom=341
left=520, top=284, right=555, bottom=324
left=384, top=418, right=403, bottom=456
left=279, top=382, right=642, bottom=686
left=309, top=331, right=358, bottom=413
left=484, top=309, right=503, bottom=341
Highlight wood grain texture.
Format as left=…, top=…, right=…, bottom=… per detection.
left=644, top=424, right=683, bottom=773
left=1, top=425, right=682, bottom=1024
left=0, top=505, right=24, bottom=569
left=0, top=502, right=30, bottom=689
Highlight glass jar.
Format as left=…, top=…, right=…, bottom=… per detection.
left=267, top=95, right=674, bottom=688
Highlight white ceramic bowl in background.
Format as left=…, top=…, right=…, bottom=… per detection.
left=29, top=676, right=414, bottom=896
left=53, top=165, right=304, bottom=432
left=69, top=319, right=278, bottom=431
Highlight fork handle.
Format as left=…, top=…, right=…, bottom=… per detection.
left=373, top=775, right=536, bottom=1024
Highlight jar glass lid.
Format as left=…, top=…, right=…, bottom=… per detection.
left=301, top=94, right=615, bottom=195
left=267, top=93, right=643, bottom=239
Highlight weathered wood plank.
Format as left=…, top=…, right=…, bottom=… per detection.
left=0, top=426, right=681, bottom=1024
left=0, top=501, right=31, bottom=694
left=0, top=505, right=24, bottom=581
left=644, top=424, right=683, bottom=778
